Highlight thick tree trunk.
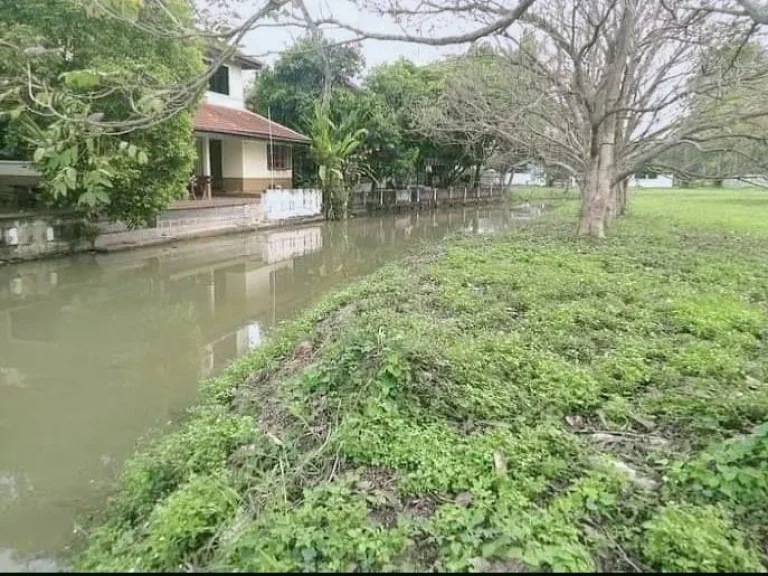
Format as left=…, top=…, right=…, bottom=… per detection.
left=577, top=153, right=608, bottom=238
left=604, top=175, right=630, bottom=220
left=617, top=178, right=628, bottom=216
left=578, top=0, right=636, bottom=237
left=578, top=193, right=606, bottom=237
left=472, top=163, right=482, bottom=192
left=578, top=133, right=618, bottom=237
left=606, top=182, right=619, bottom=222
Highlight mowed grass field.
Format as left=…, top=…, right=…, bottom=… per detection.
left=78, top=188, right=768, bottom=572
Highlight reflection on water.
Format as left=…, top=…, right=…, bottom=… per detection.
left=0, top=204, right=536, bottom=570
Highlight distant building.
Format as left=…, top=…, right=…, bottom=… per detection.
left=629, top=174, right=673, bottom=188
left=510, top=164, right=545, bottom=186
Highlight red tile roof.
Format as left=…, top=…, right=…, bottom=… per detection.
left=193, top=102, right=310, bottom=143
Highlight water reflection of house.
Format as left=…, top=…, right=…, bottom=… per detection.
left=263, top=228, right=323, bottom=264
left=157, top=226, right=324, bottom=373
left=0, top=226, right=326, bottom=400
left=0, top=225, right=328, bottom=554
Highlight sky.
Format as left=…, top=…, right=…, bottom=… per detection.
left=234, top=0, right=470, bottom=72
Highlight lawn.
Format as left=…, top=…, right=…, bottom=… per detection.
left=78, top=189, right=768, bottom=572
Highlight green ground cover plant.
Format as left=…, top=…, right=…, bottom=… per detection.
left=77, top=189, right=768, bottom=572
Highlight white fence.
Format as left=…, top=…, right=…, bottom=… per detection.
left=396, top=190, right=411, bottom=203
left=263, top=188, right=322, bottom=221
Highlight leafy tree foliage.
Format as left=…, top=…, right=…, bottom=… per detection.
left=247, top=35, right=364, bottom=135
left=364, top=59, right=471, bottom=189
left=309, top=103, right=367, bottom=220
left=0, top=0, right=203, bottom=226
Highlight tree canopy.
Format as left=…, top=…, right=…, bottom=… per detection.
left=0, top=0, right=203, bottom=225
left=247, top=36, right=364, bottom=135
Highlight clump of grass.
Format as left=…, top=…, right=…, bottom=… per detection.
left=76, top=189, right=768, bottom=572
left=643, top=504, right=762, bottom=572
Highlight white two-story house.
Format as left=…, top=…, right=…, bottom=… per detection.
left=193, top=52, right=310, bottom=198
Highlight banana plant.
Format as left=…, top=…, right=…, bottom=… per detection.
left=310, top=101, right=368, bottom=220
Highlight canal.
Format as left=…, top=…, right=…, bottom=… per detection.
left=0, top=204, right=538, bottom=571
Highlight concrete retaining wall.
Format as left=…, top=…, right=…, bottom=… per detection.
left=92, top=202, right=266, bottom=252
left=0, top=191, right=325, bottom=262
left=0, top=212, right=91, bottom=262
left=1, top=203, right=266, bottom=262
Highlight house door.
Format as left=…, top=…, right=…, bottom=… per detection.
left=209, top=139, right=223, bottom=191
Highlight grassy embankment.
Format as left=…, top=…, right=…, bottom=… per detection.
left=78, top=189, right=768, bottom=572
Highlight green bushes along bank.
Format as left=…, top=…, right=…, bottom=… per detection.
left=78, top=189, right=768, bottom=572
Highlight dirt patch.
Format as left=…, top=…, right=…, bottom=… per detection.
left=356, top=467, right=440, bottom=527
left=370, top=505, right=400, bottom=528
left=403, top=494, right=437, bottom=519
left=358, top=467, right=400, bottom=528
left=357, top=466, right=398, bottom=493
left=233, top=339, right=320, bottom=418
left=293, top=340, right=314, bottom=362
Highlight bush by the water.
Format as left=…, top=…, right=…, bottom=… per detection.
left=78, top=190, right=768, bottom=572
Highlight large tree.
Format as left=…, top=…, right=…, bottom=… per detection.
left=416, top=46, right=511, bottom=190
left=245, top=34, right=364, bottom=188
left=0, top=0, right=539, bottom=136
left=412, top=0, right=768, bottom=236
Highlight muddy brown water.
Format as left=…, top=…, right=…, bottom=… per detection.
left=0, top=204, right=542, bottom=571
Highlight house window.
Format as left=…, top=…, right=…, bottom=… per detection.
left=268, top=144, right=290, bottom=171
left=208, top=65, right=230, bottom=95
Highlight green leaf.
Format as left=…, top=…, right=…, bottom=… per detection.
left=94, top=189, right=111, bottom=204
left=61, top=70, right=101, bottom=90
left=77, top=191, right=98, bottom=207
left=63, top=167, right=77, bottom=189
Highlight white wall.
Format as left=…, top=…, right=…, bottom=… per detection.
left=210, top=138, right=294, bottom=182
left=629, top=175, right=673, bottom=188
left=221, top=139, right=243, bottom=178
left=243, top=140, right=292, bottom=180
left=204, top=63, right=246, bottom=110
left=511, top=172, right=545, bottom=186
left=242, top=140, right=268, bottom=178
left=263, top=189, right=322, bottom=221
